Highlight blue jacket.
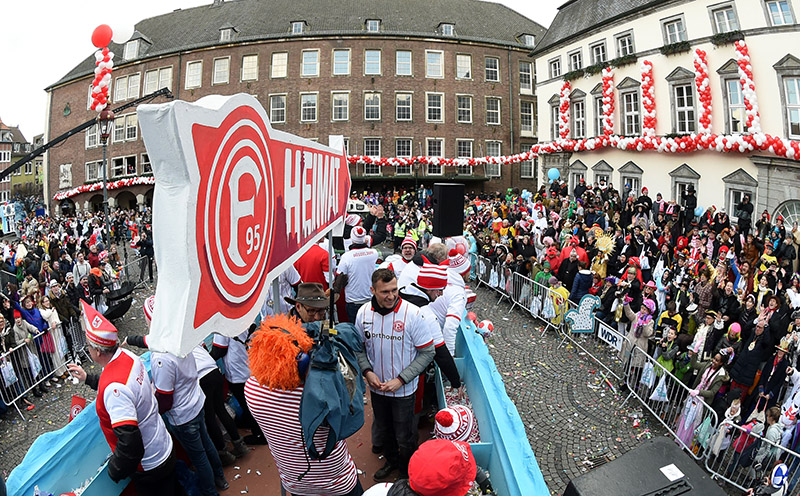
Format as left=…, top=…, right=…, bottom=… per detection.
left=569, top=270, right=593, bottom=304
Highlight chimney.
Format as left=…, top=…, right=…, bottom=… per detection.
left=212, top=0, right=224, bottom=5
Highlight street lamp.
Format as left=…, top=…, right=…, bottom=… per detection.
left=97, top=109, right=114, bottom=245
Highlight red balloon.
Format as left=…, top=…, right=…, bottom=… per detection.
left=92, top=25, right=113, bottom=48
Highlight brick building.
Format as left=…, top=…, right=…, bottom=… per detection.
left=0, top=118, right=32, bottom=204
left=45, top=0, right=545, bottom=214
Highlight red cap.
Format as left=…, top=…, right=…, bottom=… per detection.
left=409, top=439, right=477, bottom=496
left=13, top=310, right=20, bottom=319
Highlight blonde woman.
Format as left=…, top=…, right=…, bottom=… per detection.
left=39, top=295, right=67, bottom=383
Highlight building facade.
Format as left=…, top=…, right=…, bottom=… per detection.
left=45, top=0, right=545, bottom=214
left=0, top=119, right=32, bottom=204
left=533, top=0, right=800, bottom=222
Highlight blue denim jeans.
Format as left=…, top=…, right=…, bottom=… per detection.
left=168, top=409, right=223, bottom=496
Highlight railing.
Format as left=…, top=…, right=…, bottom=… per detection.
left=0, top=321, right=84, bottom=419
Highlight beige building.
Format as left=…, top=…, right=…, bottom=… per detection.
left=533, top=0, right=800, bottom=223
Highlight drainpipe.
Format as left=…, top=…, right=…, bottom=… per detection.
left=507, top=47, right=515, bottom=188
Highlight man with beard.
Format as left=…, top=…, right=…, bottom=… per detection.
left=381, top=233, right=417, bottom=278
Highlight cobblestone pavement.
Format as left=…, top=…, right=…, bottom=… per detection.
left=471, top=285, right=673, bottom=495
left=0, top=278, right=156, bottom=480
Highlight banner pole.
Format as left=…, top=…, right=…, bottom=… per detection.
left=271, top=278, right=281, bottom=316
left=328, top=230, right=335, bottom=327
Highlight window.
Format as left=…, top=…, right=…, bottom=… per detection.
left=0, top=151, right=8, bottom=163
left=342, top=138, right=350, bottom=155
left=663, top=17, right=687, bottom=43
left=59, top=163, right=72, bottom=188
left=300, top=93, right=318, bottom=122
left=441, top=23, right=455, bottom=36
left=220, top=28, right=232, bottom=43
left=549, top=58, right=561, bottom=79
left=396, top=93, right=412, bottom=121
left=292, top=21, right=304, bottom=34
left=486, top=141, right=501, bottom=177
left=333, top=49, right=350, bottom=75
left=457, top=54, right=472, bottom=79
left=301, top=50, right=319, bottom=77
left=141, top=153, right=152, bottom=174
left=396, top=139, right=412, bottom=174
left=125, top=114, right=138, bottom=141
left=366, top=20, right=381, bottom=32
left=426, top=138, right=443, bottom=175
left=568, top=50, right=582, bottom=71
left=242, top=55, right=258, bottom=81
left=521, top=101, right=534, bottom=136
left=111, top=156, right=136, bottom=178
left=766, top=0, right=794, bottom=25
left=519, top=62, right=532, bottom=94
left=0, top=192, right=7, bottom=202
left=114, top=74, right=140, bottom=101
left=270, top=94, right=286, bottom=123
left=551, top=104, right=559, bottom=140
left=591, top=42, right=607, bottom=64
left=520, top=146, right=534, bottom=178
left=85, top=161, right=103, bottom=182
left=522, top=34, right=535, bottom=47
left=332, top=92, right=349, bottom=121
left=426, top=51, right=444, bottom=78
left=112, top=115, right=137, bottom=143
left=622, top=175, right=641, bottom=195
left=144, top=67, right=172, bottom=94
left=185, top=61, right=202, bottom=89
left=456, top=140, right=473, bottom=175
left=485, top=57, right=499, bottom=81
left=364, top=138, right=381, bottom=158
left=616, top=31, right=635, bottom=57
left=712, top=6, right=739, bottom=33
left=213, top=57, right=230, bottom=84
left=396, top=51, right=412, bottom=76
left=622, top=92, right=640, bottom=135
left=365, top=50, right=381, bottom=75
left=124, top=40, right=139, bottom=60
left=674, top=84, right=696, bottom=133
left=786, top=77, right=800, bottom=138
left=457, top=95, right=472, bottom=123
left=486, top=97, right=501, bottom=125
left=572, top=100, right=586, bottom=138
left=426, top=93, right=444, bottom=122
left=726, top=79, right=746, bottom=133
left=86, top=124, right=98, bottom=149
left=364, top=92, right=381, bottom=120
left=271, top=52, right=288, bottom=78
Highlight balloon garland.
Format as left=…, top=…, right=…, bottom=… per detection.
left=54, top=176, right=156, bottom=202
left=641, top=60, right=656, bottom=137
left=735, top=40, right=761, bottom=134
left=559, top=81, right=572, bottom=140
left=693, top=49, right=712, bottom=134
left=601, top=67, right=615, bottom=136
left=90, top=25, right=114, bottom=113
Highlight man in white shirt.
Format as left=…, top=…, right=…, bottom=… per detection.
left=335, top=226, right=380, bottom=323
left=355, top=268, right=435, bottom=481
left=380, top=232, right=416, bottom=278
left=430, top=249, right=471, bottom=355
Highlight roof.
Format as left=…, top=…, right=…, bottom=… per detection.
left=0, top=119, right=28, bottom=144
left=49, top=0, right=545, bottom=89
left=532, top=0, right=670, bottom=55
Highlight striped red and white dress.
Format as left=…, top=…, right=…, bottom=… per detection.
left=244, top=377, right=358, bottom=495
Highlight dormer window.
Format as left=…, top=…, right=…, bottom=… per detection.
left=366, top=19, right=381, bottom=32
left=220, top=28, right=232, bottom=42
left=124, top=39, right=139, bottom=60
left=521, top=34, right=535, bottom=47
left=291, top=21, right=305, bottom=34
left=441, top=23, right=455, bottom=36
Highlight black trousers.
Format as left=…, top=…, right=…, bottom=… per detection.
left=200, top=369, right=241, bottom=450
left=370, top=391, right=417, bottom=476
left=139, top=255, right=153, bottom=282
left=129, top=448, right=184, bottom=496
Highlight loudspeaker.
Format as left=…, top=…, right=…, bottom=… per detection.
left=563, top=438, right=726, bottom=496
left=432, top=183, right=464, bottom=238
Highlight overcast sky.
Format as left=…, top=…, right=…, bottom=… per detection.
left=0, top=0, right=559, bottom=142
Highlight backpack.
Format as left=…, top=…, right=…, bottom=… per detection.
left=299, top=322, right=365, bottom=460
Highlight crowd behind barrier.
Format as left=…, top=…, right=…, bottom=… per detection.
left=474, top=253, right=800, bottom=493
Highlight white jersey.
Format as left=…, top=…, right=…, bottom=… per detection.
left=400, top=285, right=445, bottom=349
left=355, top=298, right=434, bottom=398
left=151, top=351, right=206, bottom=426
left=429, top=270, right=467, bottom=354
left=380, top=254, right=411, bottom=279
left=192, top=345, right=219, bottom=379
left=337, top=247, right=379, bottom=303
left=261, top=265, right=303, bottom=317
left=396, top=261, right=421, bottom=289
left=96, top=348, right=172, bottom=471
left=212, top=330, right=251, bottom=383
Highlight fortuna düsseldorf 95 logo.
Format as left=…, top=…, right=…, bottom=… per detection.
left=195, top=107, right=273, bottom=307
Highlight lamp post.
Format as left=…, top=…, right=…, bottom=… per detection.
left=97, top=109, right=114, bottom=245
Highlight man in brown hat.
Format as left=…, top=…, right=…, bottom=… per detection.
left=285, top=282, right=334, bottom=324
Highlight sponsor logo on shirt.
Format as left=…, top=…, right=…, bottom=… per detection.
left=369, top=332, right=403, bottom=342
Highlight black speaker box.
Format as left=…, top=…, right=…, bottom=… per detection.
left=431, top=183, right=464, bottom=238
left=563, top=437, right=726, bottom=496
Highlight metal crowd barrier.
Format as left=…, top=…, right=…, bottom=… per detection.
left=704, top=419, right=800, bottom=493
left=624, top=346, right=719, bottom=461
left=0, top=322, right=82, bottom=419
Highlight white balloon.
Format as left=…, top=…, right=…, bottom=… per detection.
left=111, top=24, right=135, bottom=44
left=94, top=51, right=103, bottom=62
